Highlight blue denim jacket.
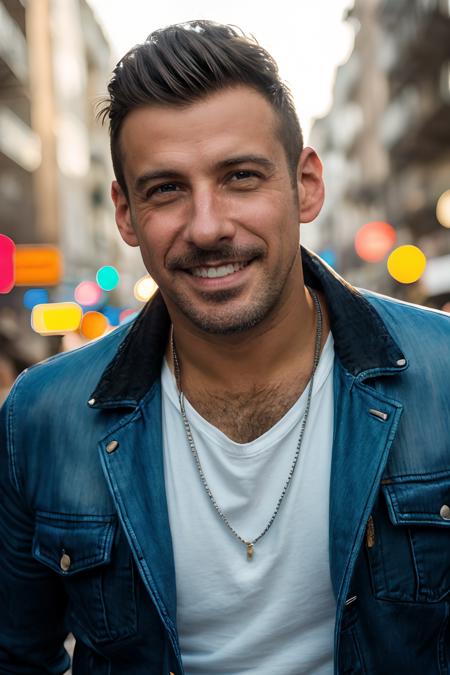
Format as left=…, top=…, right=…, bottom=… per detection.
left=1, top=249, right=450, bottom=674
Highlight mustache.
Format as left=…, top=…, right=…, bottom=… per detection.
left=167, top=245, right=264, bottom=270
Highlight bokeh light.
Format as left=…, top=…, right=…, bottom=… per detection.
left=134, top=275, right=158, bottom=302
left=318, top=249, right=337, bottom=268
left=436, top=189, right=450, bottom=229
left=80, top=311, right=109, bottom=340
left=387, top=245, right=427, bottom=284
left=23, top=288, right=49, bottom=310
left=96, top=265, right=120, bottom=291
left=102, top=306, right=122, bottom=326
left=0, top=234, right=15, bottom=293
left=119, top=309, right=139, bottom=324
left=74, top=280, right=102, bottom=306
left=15, top=245, right=62, bottom=286
left=31, top=302, right=82, bottom=335
left=354, top=221, right=397, bottom=263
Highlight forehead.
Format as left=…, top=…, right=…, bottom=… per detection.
left=119, top=86, right=284, bottom=178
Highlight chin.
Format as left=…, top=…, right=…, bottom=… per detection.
left=181, top=300, right=277, bottom=335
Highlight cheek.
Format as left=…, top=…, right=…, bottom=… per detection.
left=250, top=199, right=298, bottom=243
left=132, top=233, right=162, bottom=280
left=135, top=219, right=178, bottom=269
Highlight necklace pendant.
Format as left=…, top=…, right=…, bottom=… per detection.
left=246, top=542, right=254, bottom=560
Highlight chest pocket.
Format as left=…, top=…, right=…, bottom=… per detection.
left=32, top=512, right=138, bottom=644
left=366, top=475, right=450, bottom=603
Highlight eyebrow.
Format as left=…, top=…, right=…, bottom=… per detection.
left=133, top=155, right=276, bottom=192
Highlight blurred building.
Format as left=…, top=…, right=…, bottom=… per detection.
left=310, top=0, right=450, bottom=305
left=0, top=0, right=38, bottom=244
left=0, top=0, right=144, bottom=364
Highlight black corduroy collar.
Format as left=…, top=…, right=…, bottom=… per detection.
left=90, top=247, right=406, bottom=408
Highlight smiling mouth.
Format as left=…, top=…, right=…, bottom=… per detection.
left=188, top=261, right=250, bottom=279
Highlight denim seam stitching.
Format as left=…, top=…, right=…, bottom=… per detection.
left=437, top=601, right=449, bottom=673
left=383, top=469, right=450, bottom=483
left=6, top=370, right=29, bottom=494
left=407, top=527, right=421, bottom=602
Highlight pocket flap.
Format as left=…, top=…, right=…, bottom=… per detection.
left=382, top=476, right=450, bottom=527
left=32, top=512, right=117, bottom=576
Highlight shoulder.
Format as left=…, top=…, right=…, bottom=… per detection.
left=359, top=292, right=450, bottom=477
left=362, top=288, right=450, bottom=323
left=0, top=323, right=133, bottom=497
left=361, top=289, right=450, bottom=350
left=5, top=322, right=132, bottom=425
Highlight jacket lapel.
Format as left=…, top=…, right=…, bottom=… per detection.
left=97, top=382, right=181, bottom=663
left=330, top=360, right=403, bottom=642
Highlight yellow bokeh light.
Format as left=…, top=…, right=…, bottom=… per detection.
left=134, top=275, right=158, bottom=302
left=31, top=302, right=82, bottom=335
left=80, top=311, right=109, bottom=340
left=387, top=245, right=427, bottom=284
left=436, top=189, right=450, bottom=229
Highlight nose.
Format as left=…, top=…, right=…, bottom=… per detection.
left=184, top=187, right=236, bottom=249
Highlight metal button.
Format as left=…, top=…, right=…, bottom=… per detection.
left=396, top=359, right=406, bottom=367
left=440, top=504, right=450, bottom=520
left=345, top=595, right=358, bottom=606
left=106, top=440, right=119, bottom=454
left=88, top=398, right=96, bottom=406
left=60, top=553, right=71, bottom=572
left=366, top=516, right=376, bottom=548
left=369, top=408, right=389, bottom=421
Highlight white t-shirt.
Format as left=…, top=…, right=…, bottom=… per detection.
left=161, top=333, right=336, bottom=675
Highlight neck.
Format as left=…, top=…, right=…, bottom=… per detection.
left=166, top=284, right=328, bottom=396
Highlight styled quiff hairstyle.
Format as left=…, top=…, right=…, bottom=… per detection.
left=98, top=20, right=303, bottom=196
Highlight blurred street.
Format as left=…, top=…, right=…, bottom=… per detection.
left=1, top=0, right=450, bottom=381
left=0, top=0, right=449, bottom=667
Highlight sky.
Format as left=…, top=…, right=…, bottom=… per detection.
left=88, top=0, right=355, bottom=141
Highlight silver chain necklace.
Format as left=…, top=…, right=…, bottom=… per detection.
left=171, top=287, right=323, bottom=561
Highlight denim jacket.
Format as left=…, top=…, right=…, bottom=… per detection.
left=1, top=248, right=450, bottom=674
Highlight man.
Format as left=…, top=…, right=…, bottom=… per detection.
left=1, top=20, right=449, bottom=675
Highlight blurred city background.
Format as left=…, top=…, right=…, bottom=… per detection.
left=1, top=0, right=450, bottom=398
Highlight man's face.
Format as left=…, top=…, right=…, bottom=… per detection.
left=113, top=85, right=323, bottom=335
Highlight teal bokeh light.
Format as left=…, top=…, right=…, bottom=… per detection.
left=96, top=266, right=119, bottom=291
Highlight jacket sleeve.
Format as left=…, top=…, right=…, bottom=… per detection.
left=0, top=378, right=71, bottom=674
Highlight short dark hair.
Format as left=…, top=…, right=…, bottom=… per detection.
left=98, top=20, right=303, bottom=196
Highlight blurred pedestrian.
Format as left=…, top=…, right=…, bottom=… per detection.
left=0, top=317, right=34, bottom=404
left=1, top=20, right=450, bottom=675
left=0, top=352, right=15, bottom=405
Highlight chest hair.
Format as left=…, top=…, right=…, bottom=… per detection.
left=188, top=378, right=308, bottom=444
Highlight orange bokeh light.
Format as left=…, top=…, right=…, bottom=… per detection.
left=15, top=245, right=62, bottom=286
left=354, top=221, right=397, bottom=263
left=80, top=311, right=109, bottom=340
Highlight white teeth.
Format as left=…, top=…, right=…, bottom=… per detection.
left=214, top=264, right=235, bottom=278
left=192, top=268, right=207, bottom=278
left=191, top=261, right=248, bottom=278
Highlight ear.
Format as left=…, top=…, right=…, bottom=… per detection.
left=296, top=147, right=325, bottom=223
left=111, top=180, right=139, bottom=247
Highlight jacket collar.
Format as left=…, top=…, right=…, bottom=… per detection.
left=90, top=247, right=406, bottom=408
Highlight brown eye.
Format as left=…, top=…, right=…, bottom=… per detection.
left=153, top=183, right=179, bottom=194
left=232, top=171, right=256, bottom=180
left=146, top=183, right=182, bottom=201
